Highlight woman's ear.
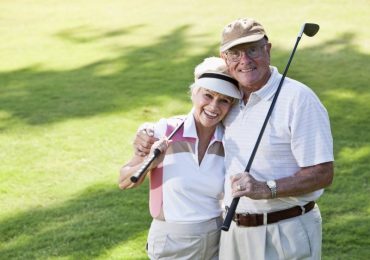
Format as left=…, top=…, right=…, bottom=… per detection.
left=220, top=52, right=227, bottom=62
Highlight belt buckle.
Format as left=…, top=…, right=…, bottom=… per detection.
left=235, top=213, right=245, bottom=226
left=240, top=213, right=249, bottom=226
left=238, top=213, right=254, bottom=226
left=241, top=213, right=259, bottom=226
left=235, top=212, right=260, bottom=227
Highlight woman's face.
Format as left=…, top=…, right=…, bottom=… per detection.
left=192, top=87, right=234, bottom=129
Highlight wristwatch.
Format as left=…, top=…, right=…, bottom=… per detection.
left=266, top=180, right=277, bottom=199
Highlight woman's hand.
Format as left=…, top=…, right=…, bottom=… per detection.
left=149, top=138, right=172, bottom=169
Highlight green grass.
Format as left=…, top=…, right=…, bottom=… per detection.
left=0, top=0, right=369, bottom=259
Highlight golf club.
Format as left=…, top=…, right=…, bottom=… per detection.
left=130, top=120, right=185, bottom=183
left=221, top=22, right=320, bottom=231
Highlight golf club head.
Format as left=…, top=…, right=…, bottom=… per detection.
left=298, top=23, right=320, bottom=38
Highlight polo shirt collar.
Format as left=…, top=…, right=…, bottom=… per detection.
left=254, top=66, right=281, bottom=101
left=239, top=66, right=281, bottom=105
left=183, top=109, right=223, bottom=142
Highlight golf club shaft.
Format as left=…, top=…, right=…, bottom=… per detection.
left=221, top=34, right=304, bottom=232
left=130, top=120, right=185, bottom=183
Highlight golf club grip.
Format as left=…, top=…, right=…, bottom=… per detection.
left=130, top=119, right=185, bottom=183
left=130, top=148, right=161, bottom=183
left=221, top=197, right=240, bottom=231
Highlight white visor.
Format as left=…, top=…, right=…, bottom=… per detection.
left=194, top=73, right=241, bottom=99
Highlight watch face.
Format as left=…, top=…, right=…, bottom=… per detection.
left=267, top=180, right=276, bottom=188
left=267, top=180, right=277, bottom=198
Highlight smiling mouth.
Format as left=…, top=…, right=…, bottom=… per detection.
left=203, top=110, right=218, bottom=119
left=239, top=67, right=255, bottom=72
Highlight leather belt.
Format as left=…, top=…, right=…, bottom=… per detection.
left=232, top=201, right=315, bottom=227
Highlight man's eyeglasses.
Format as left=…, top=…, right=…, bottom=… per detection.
left=225, top=44, right=268, bottom=62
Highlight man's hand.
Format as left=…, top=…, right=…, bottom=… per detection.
left=231, top=172, right=270, bottom=200
left=230, top=162, right=334, bottom=199
left=133, top=123, right=157, bottom=157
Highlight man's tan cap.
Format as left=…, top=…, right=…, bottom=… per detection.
left=220, top=18, right=267, bottom=52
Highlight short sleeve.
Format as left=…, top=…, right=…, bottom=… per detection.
left=153, top=118, right=168, bottom=138
left=291, top=96, right=334, bottom=166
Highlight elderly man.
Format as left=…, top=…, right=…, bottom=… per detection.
left=132, top=18, right=334, bottom=260
left=218, top=18, right=333, bottom=259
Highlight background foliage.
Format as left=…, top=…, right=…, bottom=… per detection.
left=0, top=0, right=369, bottom=259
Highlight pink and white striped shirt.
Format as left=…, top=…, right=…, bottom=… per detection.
left=150, top=112, right=225, bottom=223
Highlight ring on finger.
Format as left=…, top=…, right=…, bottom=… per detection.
left=237, top=184, right=245, bottom=191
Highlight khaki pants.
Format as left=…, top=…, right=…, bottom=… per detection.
left=147, top=217, right=222, bottom=260
left=219, top=206, right=322, bottom=260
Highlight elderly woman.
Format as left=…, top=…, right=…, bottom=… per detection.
left=118, top=57, right=240, bottom=260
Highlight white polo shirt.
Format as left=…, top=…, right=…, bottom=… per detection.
left=223, top=66, right=334, bottom=213
left=151, top=111, right=225, bottom=223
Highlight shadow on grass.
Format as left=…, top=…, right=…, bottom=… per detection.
left=0, top=183, right=151, bottom=259
left=54, top=24, right=146, bottom=43
left=0, top=24, right=216, bottom=128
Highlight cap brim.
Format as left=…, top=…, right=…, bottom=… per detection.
left=220, top=34, right=265, bottom=52
left=195, top=78, right=241, bottom=99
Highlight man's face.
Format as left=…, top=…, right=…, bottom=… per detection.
left=222, top=40, right=272, bottom=93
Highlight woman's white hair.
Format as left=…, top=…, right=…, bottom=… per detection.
left=190, top=57, right=230, bottom=95
left=194, top=57, right=229, bottom=80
